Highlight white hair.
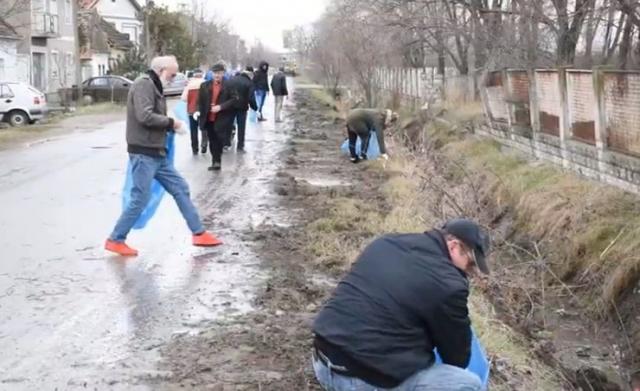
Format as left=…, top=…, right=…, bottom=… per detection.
left=150, top=55, right=178, bottom=72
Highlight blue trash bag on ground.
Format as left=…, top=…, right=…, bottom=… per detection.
left=434, top=330, right=490, bottom=390
left=340, top=130, right=381, bottom=159
left=121, top=101, right=188, bottom=229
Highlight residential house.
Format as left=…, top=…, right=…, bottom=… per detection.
left=1, top=0, right=78, bottom=93
left=80, top=0, right=143, bottom=46
left=0, top=18, right=20, bottom=81
left=78, top=10, right=133, bottom=79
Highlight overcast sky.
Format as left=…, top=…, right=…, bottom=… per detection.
left=151, top=0, right=327, bottom=52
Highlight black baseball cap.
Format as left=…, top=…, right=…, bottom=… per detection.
left=441, top=218, right=491, bottom=274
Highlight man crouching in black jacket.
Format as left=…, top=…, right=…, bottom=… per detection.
left=312, top=218, right=490, bottom=390
left=197, top=62, right=238, bottom=171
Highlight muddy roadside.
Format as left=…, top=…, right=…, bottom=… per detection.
left=151, top=88, right=572, bottom=390
left=151, top=88, right=389, bottom=390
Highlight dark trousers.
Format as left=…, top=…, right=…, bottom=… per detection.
left=189, top=115, right=207, bottom=152
left=205, top=122, right=225, bottom=165
left=347, top=126, right=370, bottom=159
left=234, top=110, right=248, bottom=149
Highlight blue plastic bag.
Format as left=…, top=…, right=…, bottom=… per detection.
left=434, top=330, right=490, bottom=390
left=248, top=109, right=258, bottom=123
left=340, top=130, right=381, bottom=159
left=121, top=101, right=188, bottom=229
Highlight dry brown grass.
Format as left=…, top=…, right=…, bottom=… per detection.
left=437, top=133, right=640, bottom=315
left=303, top=143, right=567, bottom=389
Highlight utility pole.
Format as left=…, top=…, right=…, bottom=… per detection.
left=145, top=0, right=154, bottom=61
left=72, top=0, right=83, bottom=104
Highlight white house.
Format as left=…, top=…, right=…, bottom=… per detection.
left=0, top=18, right=20, bottom=81
left=80, top=0, right=142, bottom=45
left=78, top=10, right=134, bottom=79
left=3, top=0, right=78, bottom=93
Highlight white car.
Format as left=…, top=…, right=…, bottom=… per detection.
left=163, top=73, right=188, bottom=97
left=0, top=81, right=47, bottom=127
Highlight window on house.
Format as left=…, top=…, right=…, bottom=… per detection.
left=65, top=52, right=73, bottom=80
left=49, top=0, right=58, bottom=16
left=51, top=52, right=59, bottom=78
left=65, top=0, right=71, bottom=24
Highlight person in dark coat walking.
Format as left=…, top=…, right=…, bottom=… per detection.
left=270, top=67, right=288, bottom=123
left=230, top=67, right=258, bottom=151
left=197, top=62, right=239, bottom=171
left=252, top=61, right=269, bottom=121
left=312, top=218, right=491, bottom=391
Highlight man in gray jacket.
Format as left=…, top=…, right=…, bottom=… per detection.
left=105, top=56, right=222, bottom=256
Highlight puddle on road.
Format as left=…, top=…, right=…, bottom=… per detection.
left=296, top=176, right=352, bottom=187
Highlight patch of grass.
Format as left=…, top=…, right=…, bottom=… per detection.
left=470, top=294, right=568, bottom=390
left=304, top=150, right=565, bottom=388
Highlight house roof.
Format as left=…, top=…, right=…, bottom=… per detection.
left=0, top=17, right=20, bottom=40
left=78, top=10, right=134, bottom=59
left=79, top=0, right=142, bottom=12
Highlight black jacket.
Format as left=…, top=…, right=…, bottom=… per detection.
left=253, top=61, right=270, bottom=92
left=197, top=79, right=239, bottom=131
left=270, top=71, right=288, bottom=96
left=232, top=72, right=258, bottom=111
left=312, top=230, right=472, bottom=388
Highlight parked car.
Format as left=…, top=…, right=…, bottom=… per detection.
left=0, top=81, right=47, bottom=127
left=164, top=73, right=188, bottom=97
left=186, top=69, right=203, bottom=79
left=80, top=75, right=133, bottom=104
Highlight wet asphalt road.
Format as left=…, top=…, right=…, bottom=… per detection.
left=0, top=85, right=295, bottom=389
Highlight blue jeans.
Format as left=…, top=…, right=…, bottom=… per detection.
left=312, top=354, right=482, bottom=391
left=110, top=153, right=204, bottom=241
left=255, top=89, right=267, bottom=114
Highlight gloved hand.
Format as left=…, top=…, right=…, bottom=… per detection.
left=193, top=111, right=200, bottom=121
left=380, top=153, right=389, bottom=161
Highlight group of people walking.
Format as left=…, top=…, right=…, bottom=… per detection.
left=104, top=55, right=493, bottom=391
left=181, top=60, right=289, bottom=171
left=104, top=56, right=289, bottom=256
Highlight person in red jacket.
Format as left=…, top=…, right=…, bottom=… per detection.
left=181, top=70, right=207, bottom=155
left=197, top=63, right=239, bottom=171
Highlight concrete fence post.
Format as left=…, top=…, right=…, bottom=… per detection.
left=593, top=67, right=608, bottom=176
left=502, top=69, right=514, bottom=139
left=528, top=69, right=542, bottom=158
left=558, top=67, right=571, bottom=168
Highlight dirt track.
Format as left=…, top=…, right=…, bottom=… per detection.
left=152, top=87, right=391, bottom=390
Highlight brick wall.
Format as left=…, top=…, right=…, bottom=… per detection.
left=567, top=71, right=596, bottom=144
left=603, top=72, right=640, bottom=155
left=536, top=71, right=561, bottom=136
left=508, top=71, right=530, bottom=102
left=485, top=71, right=508, bottom=122
left=507, top=71, right=531, bottom=131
